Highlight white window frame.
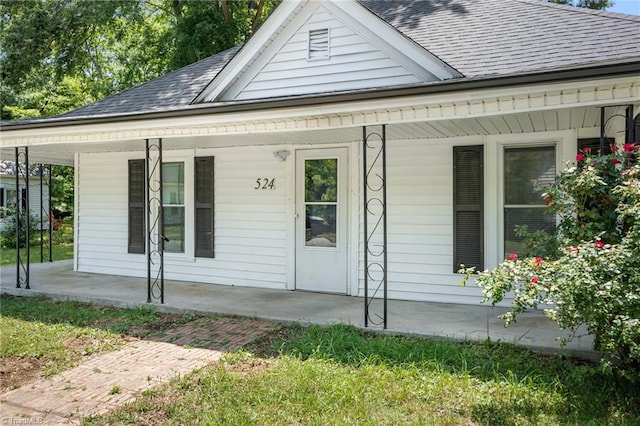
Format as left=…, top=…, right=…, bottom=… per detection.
left=161, top=153, right=194, bottom=261
left=485, top=130, right=572, bottom=269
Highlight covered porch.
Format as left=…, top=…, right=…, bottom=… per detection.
left=0, top=260, right=597, bottom=359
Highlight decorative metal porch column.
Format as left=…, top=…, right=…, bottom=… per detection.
left=363, top=125, right=387, bottom=328
left=40, top=164, right=53, bottom=262
left=15, top=147, right=30, bottom=289
left=599, top=105, right=636, bottom=148
left=146, top=138, right=165, bottom=303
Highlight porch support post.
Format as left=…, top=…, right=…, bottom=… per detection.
left=48, top=165, right=53, bottom=262
left=625, top=105, right=635, bottom=143
left=363, top=125, right=387, bottom=329
left=39, top=164, right=52, bottom=262
left=600, top=107, right=606, bottom=153
left=15, top=147, right=30, bottom=289
left=146, top=138, right=165, bottom=304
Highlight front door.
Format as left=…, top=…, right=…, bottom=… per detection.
left=295, top=148, right=348, bottom=293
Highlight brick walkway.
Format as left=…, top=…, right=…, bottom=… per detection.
left=0, top=317, right=279, bottom=425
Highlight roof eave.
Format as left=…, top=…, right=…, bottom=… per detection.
left=2, top=60, right=639, bottom=131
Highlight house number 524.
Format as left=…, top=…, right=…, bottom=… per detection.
left=255, top=178, right=275, bottom=190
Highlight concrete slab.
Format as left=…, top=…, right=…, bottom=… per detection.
left=0, top=260, right=597, bottom=360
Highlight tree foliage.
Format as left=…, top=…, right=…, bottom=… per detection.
left=548, top=0, right=613, bottom=9
left=0, top=0, right=279, bottom=120
left=462, top=143, right=640, bottom=371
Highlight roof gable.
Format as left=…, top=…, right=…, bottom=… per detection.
left=196, top=0, right=460, bottom=102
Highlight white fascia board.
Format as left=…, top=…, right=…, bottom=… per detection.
left=2, top=75, right=638, bottom=147
left=329, top=0, right=460, bottom=81
left=195, top=0, right=306, bottom=103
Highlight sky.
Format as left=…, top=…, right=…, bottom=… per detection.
left=608, top=0, right=640, bottom=15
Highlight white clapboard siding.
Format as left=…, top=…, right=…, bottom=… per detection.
left=76, top=146, right=290, bottom=288
left=233, top=5, right=423, bottom=100
left=0, top=177, right=50, bottom=225
left=357, top=139, right=485, bottom=305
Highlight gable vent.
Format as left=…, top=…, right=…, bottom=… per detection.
left=308, top=28, right=330, bottom=60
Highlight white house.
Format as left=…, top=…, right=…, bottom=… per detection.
left=1, top=0, right=639, bottom=312
left=0, top=164, right=51, bottom=230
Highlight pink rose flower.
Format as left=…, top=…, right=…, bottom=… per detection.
left=595, top=241, right=605, bottom=249
left=576, top=153, right=585, bottom=162
left=508, top=253, right=518, bottom=261
left=531, top=277, right=539, bottom=284
left=535, top=257, right=543, bottom=265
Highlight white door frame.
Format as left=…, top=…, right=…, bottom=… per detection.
left=285, top=142, right=359, bottom=296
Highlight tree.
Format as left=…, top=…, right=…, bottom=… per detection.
left=0, top=0, right=279, bottom=120
left=166, top=0, right=280, bottom=69
left=548, top=0, right=613, bottom=9
left=462, top=143, right=640, bottom=371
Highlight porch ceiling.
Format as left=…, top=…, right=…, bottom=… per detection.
left=0, top=104, right=624, bottom=166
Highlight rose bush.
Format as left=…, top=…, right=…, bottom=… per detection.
left=463, top=142, right=640, bottom=370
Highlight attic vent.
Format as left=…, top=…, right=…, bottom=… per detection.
left=308, top=28, right=330, bottom=60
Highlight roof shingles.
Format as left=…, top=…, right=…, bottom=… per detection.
left=21, top=0, right=640, bottom=120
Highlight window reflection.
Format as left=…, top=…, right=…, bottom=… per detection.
left=304, top=158, right=338, bottom=247
left=306, top=205, right=336, bottom=247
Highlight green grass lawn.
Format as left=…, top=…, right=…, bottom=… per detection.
left=2, top=296, right=638, bottom=425
left=0, top=296, right=192, bottom=381
left=0, top=242, right=73, bottom=267
left=0, top=218, right=74, bottom=267
left=85, top=324, right=640, bottom=425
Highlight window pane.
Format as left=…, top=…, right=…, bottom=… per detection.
left=504, top=147, right=555, bottom=205
left=305, top=159, right=337, bottom=202
left=305, top=205, right=336, bottom=247
left=164, top=206, right=184, bottom=252
left=162, top=162, right=184, bottom=253
left=163, top=162, right=184, bottom=205
left=504, top=207, right=555, bottom=257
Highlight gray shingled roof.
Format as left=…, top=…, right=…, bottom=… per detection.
left=16, top=0, right=640, bottom=121
left=61, top=47, right=240, bottom=119
left=364, top=0, right=640, bottom=77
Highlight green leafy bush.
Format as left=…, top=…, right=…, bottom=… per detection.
left=463, top=143, right=640, bottom=370
left=0, top=206, right=39, bottom=249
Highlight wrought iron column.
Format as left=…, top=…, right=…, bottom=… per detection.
left=363, top=125, right=387, bottom=328
left=146, top=138, right=164, bottom=303
left=40, top=164, right=53, bottom=262
left=15, top=147, right=30, bottom=289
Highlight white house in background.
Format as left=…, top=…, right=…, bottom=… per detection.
left=0, top=166, right=50, bottom=230
left=1, top=0, right=639, bottom=306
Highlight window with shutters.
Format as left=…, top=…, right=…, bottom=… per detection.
left=503, top=146, right=556, bottom=257
left=128, top=157, right=214, bottom=257
left=308, top=28, right=330, bottom=60
left=453, top=146, right=483, bottom=272
left=128, top=159, right=146, bottom=254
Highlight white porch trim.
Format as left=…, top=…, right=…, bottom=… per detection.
left=1, top=75, right=638, bottom=148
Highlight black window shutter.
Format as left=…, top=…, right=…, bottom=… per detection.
left=128, top=159, right=145, bottom=254
left=453, top=146, right=483, bottom=272
left=0, top=188, right=4, bottom=207
left=578, top=138, right=612, bottom=155
left=195, top=156, right=215, bottom=258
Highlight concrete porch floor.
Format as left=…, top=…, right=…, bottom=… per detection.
left=0, top=260, right=597, bottom=359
